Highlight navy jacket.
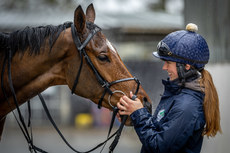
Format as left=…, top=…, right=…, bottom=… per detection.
left=130, top=79, right=205, bottom=153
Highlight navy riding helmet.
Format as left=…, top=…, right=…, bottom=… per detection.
left=153, top=23, right=209, bottom=71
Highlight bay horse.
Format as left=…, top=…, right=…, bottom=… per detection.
left=0, top=3, right=151, bottom=143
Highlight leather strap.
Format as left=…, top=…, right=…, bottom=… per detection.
left=108, top=95, right=137, bottom=153
left=1, top=49, right=47, bottom=153
left=39, top=93, right=120, bottom=153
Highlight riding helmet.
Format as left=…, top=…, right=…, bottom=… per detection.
left=153, top=23, right=209, bottom=70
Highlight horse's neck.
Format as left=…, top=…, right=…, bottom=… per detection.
left=11, top=48, right=66, bottom=89
left=0, top=32, right=70, bottom=117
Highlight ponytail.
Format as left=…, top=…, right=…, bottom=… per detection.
left=200, top=69, right=222, bottom=137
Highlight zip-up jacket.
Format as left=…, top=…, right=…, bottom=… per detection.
left=130, top=79, right=205, bottom=153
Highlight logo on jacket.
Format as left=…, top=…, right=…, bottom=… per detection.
left=157, top=109, right=165, bottom=122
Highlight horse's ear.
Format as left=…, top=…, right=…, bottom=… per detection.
left=74, top=5, right=86, bottom=34
left=86, top=3, right=95, bottom=23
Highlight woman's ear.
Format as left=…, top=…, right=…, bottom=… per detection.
left=185, top=64, right=191, bottom=70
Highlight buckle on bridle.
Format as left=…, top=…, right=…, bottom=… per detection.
left=102, top=82, right=110, bottom=88
left=133, top=77, right=140, bottom=84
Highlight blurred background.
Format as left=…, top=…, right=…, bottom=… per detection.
left=0, top=0, right=229, bottom=152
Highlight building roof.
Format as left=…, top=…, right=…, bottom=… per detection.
left=0, top=1, right=183, bottom=32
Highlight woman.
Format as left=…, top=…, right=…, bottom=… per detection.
left=117, top=23, right=222, bottom=153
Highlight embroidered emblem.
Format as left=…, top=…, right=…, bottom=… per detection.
left=157, top=109, right=165, bottom=122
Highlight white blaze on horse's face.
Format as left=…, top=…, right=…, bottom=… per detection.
left=106, top=39, right=116, bottom=54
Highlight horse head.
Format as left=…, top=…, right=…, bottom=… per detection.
left=64, top=4, right=151, bottom=125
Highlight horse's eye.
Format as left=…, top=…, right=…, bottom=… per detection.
left=98, top=54, right=110, bottom=62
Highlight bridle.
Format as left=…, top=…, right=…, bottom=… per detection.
left=1, top=22, right=150, bottom=153
left=70, top=22, right=140, bottom=110
left=70, top=22, right=141, bottom=152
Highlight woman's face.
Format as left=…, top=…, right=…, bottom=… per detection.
left=162, top=61, right=178, bottom=81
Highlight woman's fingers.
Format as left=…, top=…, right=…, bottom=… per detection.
left=119, top=96, right=129, bottom=106
left=117, top=92, right=143, bottom=116
left=117, top=101, right=126, bottom=111
left=117, top=102, right=132, bottom=116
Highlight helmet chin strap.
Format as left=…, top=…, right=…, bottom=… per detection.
left=176, top=63, right=199, bottom=86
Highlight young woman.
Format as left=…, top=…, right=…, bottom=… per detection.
left=117, top=23, right=222, bottom=153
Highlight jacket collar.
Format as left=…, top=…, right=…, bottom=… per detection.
left=162, top=78, right=182, bottom=96
left=162, top=76, right=204, bottom=97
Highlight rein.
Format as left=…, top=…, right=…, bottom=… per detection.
left=70, top=22, right=141, bottom=152
left=1, top=48, right=47, bottom=152
left=1, top=22, right=143, bottom=153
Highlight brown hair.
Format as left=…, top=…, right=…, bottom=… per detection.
left=200, top=69, right=222, bottom=137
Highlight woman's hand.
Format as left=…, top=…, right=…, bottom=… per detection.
left=117, top=91, right=143, bottom=116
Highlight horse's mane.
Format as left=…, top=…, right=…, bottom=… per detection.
left=0, top=22, right=72, bottom=57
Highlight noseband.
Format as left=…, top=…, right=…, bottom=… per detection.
left=70, top=22, right=140, bottom=109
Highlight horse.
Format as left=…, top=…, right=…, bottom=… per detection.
left=0, top=4, right=151, bottom=142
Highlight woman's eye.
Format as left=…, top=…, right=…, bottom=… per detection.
left=98, top=54, right=110, bottom=62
